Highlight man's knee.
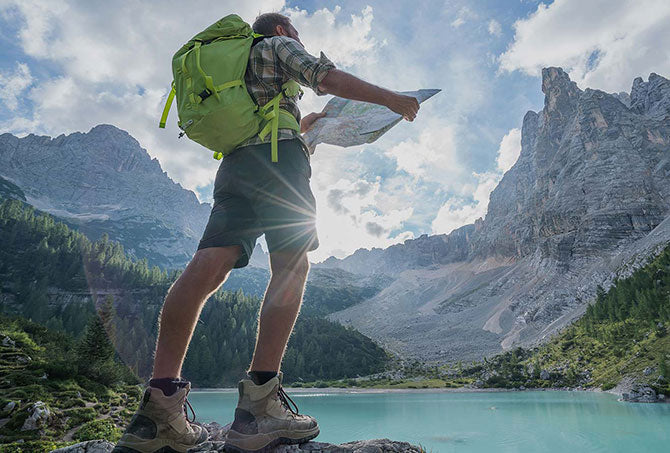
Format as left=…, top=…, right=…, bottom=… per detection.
left=269, top=251, right=310, bottom=281
left=179, top=246, right=242, bottom=293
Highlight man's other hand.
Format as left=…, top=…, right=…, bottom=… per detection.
left=300, top=111, right=326, bottom=133
left=386, top=93, right=420, bottom=122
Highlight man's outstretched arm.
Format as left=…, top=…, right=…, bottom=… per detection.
left=317, top=69, right=420, bottom=121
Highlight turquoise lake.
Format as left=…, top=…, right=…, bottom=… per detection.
left=189, top=389, right=670, bottom=452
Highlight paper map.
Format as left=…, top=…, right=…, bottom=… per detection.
left=303, top=89, right=441, bottom=152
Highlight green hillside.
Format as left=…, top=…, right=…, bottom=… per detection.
left=0, top=199, right=389, bottom=387
left=458, top=244, right=670, bottom=395
left=0, top=314, right=141, bottom=452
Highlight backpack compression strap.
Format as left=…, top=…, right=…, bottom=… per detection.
left=159, top=82, right=176, bottom=129
left=258, top=80, right=303, bottom=162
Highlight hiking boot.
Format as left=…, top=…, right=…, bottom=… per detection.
left=112, top=381, right=208, bottom=453
left=224, top=372, right=319, bottom=452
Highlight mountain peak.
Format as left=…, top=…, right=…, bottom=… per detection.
left=541, top=67, right=581, bottom=113
left=631, top=72, right=670, bottom=117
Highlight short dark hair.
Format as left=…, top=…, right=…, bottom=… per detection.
left=252, top=12, right=291, bottom=36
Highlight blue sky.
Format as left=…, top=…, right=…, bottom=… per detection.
left=1, top=0, right=668, bottom=261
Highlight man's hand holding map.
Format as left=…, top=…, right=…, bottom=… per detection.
left=303, top=89, right=440, bottom=153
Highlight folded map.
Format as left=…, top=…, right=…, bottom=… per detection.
left=303, top=89, right=441, bottom=152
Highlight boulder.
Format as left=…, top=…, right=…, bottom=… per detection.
left=201, top=421, right=231, bottom=441
left=540, top=370, right=550, bottom=380
left=621, top=386, right=660, bottom=403
left=20, top=401, right=50, bottom=431
left=2, top=401, right=16, bottom=415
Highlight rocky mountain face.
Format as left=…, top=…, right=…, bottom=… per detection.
left=319, top=225, right=474, bottom=276
left=326, top=68, right=670, bottom=363
left=0, top=125, right=212, bottom=269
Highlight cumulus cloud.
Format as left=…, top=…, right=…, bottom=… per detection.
left=498, top=0, right=670, bottom=92
left=286, top=5, right=382, bottom=68
left=310, top=173, right=414, bottom=261
left=0, top=63, right=32, bottom=110
left=495, top=128, right=521, bottom=173
left=385, top=119, right=466, bottom=187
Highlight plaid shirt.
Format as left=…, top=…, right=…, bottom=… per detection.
left=237, top=36, right=336, bottom=153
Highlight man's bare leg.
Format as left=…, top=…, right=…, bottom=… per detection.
left=152, top=245, right=242, bottom=379
left=226, top=249, right=319, bottom=452
left=248, top=250, right=310, bottom=372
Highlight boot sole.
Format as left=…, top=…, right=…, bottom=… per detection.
left=224, top=427, right=320, bottom=453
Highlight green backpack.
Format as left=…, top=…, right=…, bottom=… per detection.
left=159, top=14, right=302, bottom=162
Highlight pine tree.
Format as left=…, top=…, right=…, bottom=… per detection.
left=76, top=314, right=119, bottom=384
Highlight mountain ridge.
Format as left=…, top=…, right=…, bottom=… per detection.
left=326, top=67, right=670, bottom=363
left=0, top=124, right=211, bottom=269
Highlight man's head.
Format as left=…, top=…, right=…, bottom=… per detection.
left=252, top=13, right=301, bottom=43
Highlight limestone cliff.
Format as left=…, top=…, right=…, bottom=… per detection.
left=326, top=68, right=670, bottom=363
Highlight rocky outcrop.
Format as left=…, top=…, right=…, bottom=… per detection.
left=621, top=386, right=665, bottom=403
left=0, top=125, right=212, bottom=269
left=50, top=438, right=422, bottom=453
left=21, top=401, right=50, bottom=431
left=49, top=423, right=422, bottom=452
left=327, top=68, right=670, bottom=363
left=319, top=225, right=474, bottom=276
left=470, top=67, right=670, bottom=264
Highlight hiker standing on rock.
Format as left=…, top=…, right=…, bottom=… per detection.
left=114, top=12, right=419, bottom=453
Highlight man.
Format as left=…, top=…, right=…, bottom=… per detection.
left=113, top=12, right=419, bottom=453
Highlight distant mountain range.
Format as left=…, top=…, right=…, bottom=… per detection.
left=0, top=125, right=210, bottom=269
left=2, top=67, right=669, bottom=366
left=0, top=126, right=384, bottom=318
left=323, top=68, right=670, bottom=362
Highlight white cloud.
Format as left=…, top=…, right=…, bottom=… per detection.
left=308, top=160, right=414, bottom=261
left=0, top=62, right=32, bottom=110
left=499, top=0, right=670, bottom=92
left=487, top=19, right=502, bottom=37
left=451, top=17, right=465, bottom=28
left=449, top=6, right=477, bottom=29
left=286, top=5, right=382, bottom=68
left=495, top=127, right=521, bottom=173
left=385, top=120, right=466, bottom=187
left=431, top=127, right=521, bottom=234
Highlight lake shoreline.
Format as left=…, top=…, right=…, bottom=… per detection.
left=193, top=386, right=608, bottom=395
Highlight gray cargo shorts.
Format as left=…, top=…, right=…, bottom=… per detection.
left=197, top=138, right=319, bottom=268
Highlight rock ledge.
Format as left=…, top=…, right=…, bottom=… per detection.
left=51, top=438, right=423, bottom=453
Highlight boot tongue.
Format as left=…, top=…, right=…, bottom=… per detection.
left=176, top=380, right=191, bottom=393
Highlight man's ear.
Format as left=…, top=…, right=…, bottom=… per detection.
left=275, top=24, right=286, bottom=36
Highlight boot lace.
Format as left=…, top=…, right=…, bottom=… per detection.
left=179, top=384, right=196, bottom=423
left=183, top=397, right=196, bottom=423
left=277, top=385, right=299, bottom=415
